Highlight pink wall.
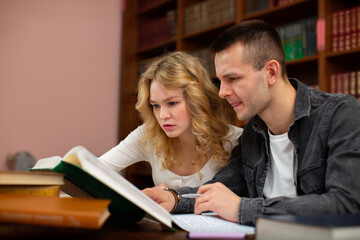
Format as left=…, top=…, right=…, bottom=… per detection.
left=0, top=0, right=122, bottom=169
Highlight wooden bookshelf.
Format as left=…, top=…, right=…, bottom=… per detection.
left=120, top=0, right=360, bottom=187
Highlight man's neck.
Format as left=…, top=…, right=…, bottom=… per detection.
left=260, top=78, right=297, bottom=135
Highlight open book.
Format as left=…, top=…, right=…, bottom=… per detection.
left=30, top=146, right=172, bottom=228
left=30, top=146, right=255, bottom=235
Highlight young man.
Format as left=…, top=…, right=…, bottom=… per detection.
left=143, top=20, right=360, bottom=226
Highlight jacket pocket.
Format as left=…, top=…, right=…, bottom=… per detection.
left=298, top=163, right=326, bottom=194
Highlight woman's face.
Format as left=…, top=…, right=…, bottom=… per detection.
left=149, top=80, right=193, bottom=140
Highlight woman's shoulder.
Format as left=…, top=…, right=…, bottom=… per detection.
left=226, top=124, right=243, bottom=139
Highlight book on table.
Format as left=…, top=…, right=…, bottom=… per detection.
left=0, top=171, right=64, bottom=196
left=255, top=214, right=360, bottom=240
left=0, top=193, right=110, bottom=229
left=30, top=146, right=172, bottom=228
left=29, top=146, right=256, bottom=235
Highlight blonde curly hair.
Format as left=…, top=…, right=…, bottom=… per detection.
left=136, top=51, right=232, bottom=173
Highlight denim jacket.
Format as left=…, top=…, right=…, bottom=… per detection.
left=174, top=78, right=360, bottom=226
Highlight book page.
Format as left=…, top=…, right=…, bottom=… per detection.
left=171, top=214, right=255, bottom=234
left=73, top=147, right=172, bottom=229
left=32, top=156, right=62, bottom=169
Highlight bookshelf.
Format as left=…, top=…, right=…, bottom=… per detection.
left=120, top=0, right=360, bottom=188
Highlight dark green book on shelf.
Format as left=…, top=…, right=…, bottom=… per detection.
left=29, top=146, right=172, bottom=229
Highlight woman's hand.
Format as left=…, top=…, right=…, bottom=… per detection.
left=142, top=187, right=175, bottom=212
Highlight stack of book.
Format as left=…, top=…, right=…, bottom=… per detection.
left=0, top=171, right=110, bottom=229
left=332, top=6, right=360, bottom=52
left=183, top=0, right=235, bottom=35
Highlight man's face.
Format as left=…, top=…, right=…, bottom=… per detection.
left=215, top=43, right=271, bottom=121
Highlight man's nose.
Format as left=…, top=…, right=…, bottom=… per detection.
left=219, top=81, right=232, bottom=99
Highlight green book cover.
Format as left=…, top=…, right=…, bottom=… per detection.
left=52, top=161, right=145, bottom=222
left=30, top=146, right=172, bottom=228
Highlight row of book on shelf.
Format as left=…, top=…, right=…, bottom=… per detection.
left=138, top=14, right=316, bottom=77
left=276, top=17, right=317, bottom=61
left=331, top=70, right=360, bottom=100
left=245, top=0, right=298, bottom=14
left=183, top=0, right=235, bottom=34
left=332, top=5, right=360, bottom=52
left=138, top=9, right=176, bottom=50
left=138, top=0, right=236, bottom=49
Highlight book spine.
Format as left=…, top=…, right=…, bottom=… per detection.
left=330, top=73, right=336, bottom=93
left=343, top=72, right=350, bottom=95
left=332, top=11, right=339, bottom=52
left=350, top=7, right=357, bottom=49
left=338, top=10, right=345, bottom=51
left=345, top=9, right=351, bottom=50
left=0, top=210, right=99, bottom=229
left=350, top=71, right=357, bottom=98
left=0, top=185, right=60, bottom=197
left=357, top=6, right=360, bottom=48
left=316, top=18, right=326, bottom=51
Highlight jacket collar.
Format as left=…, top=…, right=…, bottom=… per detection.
left=252, top=78, right=311, bottom=134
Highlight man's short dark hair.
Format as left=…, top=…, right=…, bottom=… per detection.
left=210, top=20, right=287, bottom=78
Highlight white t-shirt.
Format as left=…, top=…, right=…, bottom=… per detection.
left=99, top=124, right=243, bottom=188
left=263, top=131, right=297, bottom=199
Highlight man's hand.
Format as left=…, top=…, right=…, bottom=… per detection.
left=194, top=182, right=240, bottom=222
left=142, top=187, right=175, bottom=212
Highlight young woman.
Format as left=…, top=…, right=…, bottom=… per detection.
left=99, top=51, right=242, bottom=188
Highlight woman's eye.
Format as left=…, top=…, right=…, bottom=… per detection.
left=152, top=104, right=160, bottom=108
left=169, top=102, right=177, bottom=106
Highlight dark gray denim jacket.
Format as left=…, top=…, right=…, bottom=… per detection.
left=174, top=78, right=360, bottom=226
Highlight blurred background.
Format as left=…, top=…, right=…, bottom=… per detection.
left=0, top=0, right=123, bottom=170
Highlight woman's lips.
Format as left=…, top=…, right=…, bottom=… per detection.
left=163, top=124, right=175, bottom=130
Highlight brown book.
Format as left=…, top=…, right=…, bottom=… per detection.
left=0, top=193, right=110, bottom=229
left=0, top=185, right=60, bottom=196
left=332, top=11, right=339, bottom=52
left=0, top=171, right=64, bottom=186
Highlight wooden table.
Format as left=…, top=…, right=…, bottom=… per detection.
left=0, top=216, right=187, bottom=240
left=0, top=215, right=256, bottom=240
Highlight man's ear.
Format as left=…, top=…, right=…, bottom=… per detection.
left=265, top=60, right=280, bottom=86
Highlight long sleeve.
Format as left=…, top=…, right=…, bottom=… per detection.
left=98, top=125, right=149, bottom=172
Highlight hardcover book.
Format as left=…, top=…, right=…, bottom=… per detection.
left=256, top=214, right=360, bottom=240
left=30, top=146, right=172, bottom=228
left=0, top=193, right=110, bottom=229
left=0, top=171, right=64, bottom=196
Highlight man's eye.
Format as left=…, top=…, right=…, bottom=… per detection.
left=229, top=77, right=239, bottom=81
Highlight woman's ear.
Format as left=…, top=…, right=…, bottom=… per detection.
left=265, top=60, right=280, bottom=86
